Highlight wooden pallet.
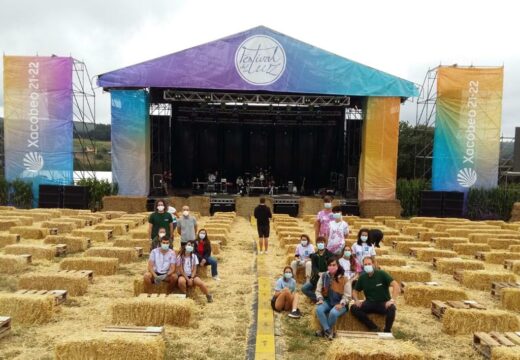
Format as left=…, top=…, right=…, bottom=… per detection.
left=336, top=330, right=395, bottom=340
left=409, top=248, right=418, bottom=257
left=49, top=228, right=58, bottom=235
left=453, top=270, right=464, bottom=282
left=432, top=257, right=440, bottom=269
left=57, top=269, right=94, bottom=283
left=54, top=244, right=67, bottom=257
left=473, top=331, right=520, bottom=359
left=431, top=300, right=486, bottom=319
left=491, top=282, right=520, bottom=298
left=102, top=326, right=164, bottom=336
left=15, top=289, right=67, bottom=305
left=400, top=281, right=440, bottom=293
left=138, top=293, right=187, bottom=299
left=504, top=260, right=516, bottom=271
left=135, top=247, right=143, bottom=257
left=0, top=317, right=11, bottom=340
left=475, top=252, right=487, bottom=261
left=18, top=254, right=32, bottom=264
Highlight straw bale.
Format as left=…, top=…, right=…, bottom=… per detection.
left=60, top=257, right=119, bottom=275
left=130, top=230, right=148, bottom=239
left=374, top=215, right=396, bottom=222
left=501, top=288, right=520, bottom=311
left=19, top=272, right=89, bottom=296
left=435, top=258, right=484, bottom=274
left=30, top=208, right=62, bottom=217
left=384, top=219, right=410, bottom=230
left=55, top=208, right=82, bottom=216
left=40, top=221, right=75, bottom=234
left=102, top=196, right=146, bottom=213
left=415, top=249, right=458, bottom=262
left=510, top=260, right=520, bottom=275
left=4, top=244, right=56, bottom=260
left=0, top=293, right=55, bottom=324
left=84, top=247, right=137, bottom=263
left=99, top=210, right=128, bottom=219
left=8, top=211, right=52, bottom=221
left=488, top=238, right=520, bottom=249
left=0, top=232, right=20, bottom=248
left=510, top=245, right=520, bottom=252
left=376, top=248, right=390, bottom=256
left=382, top=266, right=432, bottom=283
left=376, top=257, right=407, bottom=267
left=133, top=278, right=169, bottom=295
left=0, top=254, right=30, bottom=273
left=119, top=214, right=148, bottom=225
left=381, top=229, right=400, bottom=236
left=327, top=338, right=425, bottom=360
left=74, top=214, right=102, bottom=225
left=111, top=296, right=196, bottom=326
left=0, top=215, right=33, bottom=225
left=392, top=235, right=417, bottom=243
left=485, top=251, right=520, bottom=264
left=442, top=308, right=520, bottom=335
left=419, top=231, right=450, bottom=242
left=44, top=235, right=90, bottom=253
left=57, top=217, right=88, bottom=227
left=280, top=235, right=304, bottom=247
left=211, top=241, right=221, bottom=255
left=502, top=223, right=520, bottom=231
left=461, top=270, right=516, bottom=290
left=0, top=219, right=22, bottom=231
left=402, top=226, right=429, bottom=237
left=95, top=224, right=127, bottom=236
left=297, top=196, right=324, bottom=217
left=113, top=239, right=150, bottom=253
left=452, top=243, right=491, bottom=255
left=0, top=206, right=15, bottom=210
left=285, top=244, right=297, bottom=255
left=55, top=333, right=165, bottom=360
left=106, top=219, right=139, bottom=229
left=72, top=229, right=111, bottom=242
left=359, top=199, right=402, bottom=218
left=311, top=309, right=386, bottom=332
left=491, top=347, right=520, bottom=360
left=469, top=233, right=500, bottom=243
left=404, top=285, right=467, bottom=307
left=209, top=233, right=227, bottom=245
left=433, top=237, right=468, bottom=249
left=395, top=242, right=430, bottom=254
left=9, top=226, right=48, bottom=239
left=187, top=196, right=211, bottom=216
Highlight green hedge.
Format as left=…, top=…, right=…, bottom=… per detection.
left=76, top=178, right=118, bottom=210
left=396, top=178, right=430, bottom=217
left=467, top=185, right=520, bottom=220
left=0, top=178, right=33, bottom=208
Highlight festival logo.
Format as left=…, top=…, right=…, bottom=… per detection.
left=457, top=168, right=477, bottom=188
left=23, top=152, right=44, bottom=172
left=235, top=35, right=286, bottom=85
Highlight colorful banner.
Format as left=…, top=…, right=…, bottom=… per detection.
left=3, top=56, right=74, bottom=205
left=111, top=90, right=150, bottom=196
left=358, top=97, right=400, bottom=200
left=432, top=67, right=503, bottom=191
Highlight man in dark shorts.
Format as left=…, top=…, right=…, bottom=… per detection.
left=254, top=197, right=272, bottom=254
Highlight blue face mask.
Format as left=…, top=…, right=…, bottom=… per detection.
left=317, top=243, right=325, bottom=250
left=284, top=272, right=293, bottom=279
left=364, top=265, right=374, bottom=273
left=324, top=203, right=332, bottom=209
left=161, top=244, right=169, bottom=250
left=343, top=251, right=351, bottom=258
left=185, top=245, right=194, bottom=253
left=333, top=213, right=342, bottom=220
left=361, top=235, right=368, bottom=242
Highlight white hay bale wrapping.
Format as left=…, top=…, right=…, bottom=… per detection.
left=435, top=258, right=484, bottom=274
left=4, top=244, right=56, bottom=261
left=0, top=293, right=55, bottom=324
left=60, top=257, right=119, bottom=276
left=442, top=308, right=520, bottom=335
left=0, top=254, right=30, bottom=273
left=461, top=270, right=516, bottom=291
left=44, top=235, right=90, bottom=253
left=327, top=338, right=425, bottom=360
left=18, top=272, right=89, bottom=296
left=84, top=247, right=137, bottom=263
left=382, top=266, right=432, bottom=283
left=404, top=285, right=467, bottom=307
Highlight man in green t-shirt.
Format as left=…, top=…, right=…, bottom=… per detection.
left=351, top=256, right=400, bottom=332
left=148, top=199, right=174, bottom=248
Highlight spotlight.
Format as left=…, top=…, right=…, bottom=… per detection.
left=304, top=97, right=311, bottom=104
left=204, top=95, right=211, bottom=101
left=333, top=98, right=341, bottom=105
left=174, top=93, right=182, bottom=100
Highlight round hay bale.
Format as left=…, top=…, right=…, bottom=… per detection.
left=0, top=293, right=55, bottom=324
left=84, top=247, right=137, bottom=263
left=382, top=266, right=432, bottom=283
left=461, top=270, right=516, bottom=291
left=404, top=285, right=467, bottom=307
left=0, top=254, right=30, bottom=274
left=435, top=258, right=484, bottom=274
left=452, top=243, right=491, bottom=255
left=327, top=338, right=425, bottom=360
left=18, top=272, right=89, bottom=296
left=442, top=308, right=520, bottom=335
left=60, top=257, right=119, bottom=276
left=501, top=288, right=520, bottom=311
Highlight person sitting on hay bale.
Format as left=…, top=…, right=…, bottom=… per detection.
left=338, top=248, right=358, bottom=282
left=177, top=240, right=213, bottom=302
left=290, top=234, right=315, bottom=283
left=315, top=257, right=352, bottom=340
left=369, top=229, right=384, bottom=248
left=352, top=229, right=377, bottom=274
left=327, top=206, right=349, bottom=256
left=350, top=257, right=400, bottom=333
left=177, top=206, right=197, bottom=247
left=301, top=236, right=334, bottom=303
left=315, top=196, right=333, bottom=240
left=271, top=266, right=301, bottom=319
left=151, top=227, right=171, bottom=251
left=194, top=229, right=220, bottom=281
left=144, top=236, right=178, bottom=293
left=148, top=199, right=174, bottom=249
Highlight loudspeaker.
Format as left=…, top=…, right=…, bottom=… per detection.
left=442, top=191, right=464, bottom=218
left=63, top=186, right=90, bottom=209
left=273, top=204, right=299, bottom=217
left=39, top=185, right=63, bottom=208
left=210, top=203, right=235, bottom=215
left=341, top=204, right=360, bottom=216
left=514, top=127, right=520, bottom=172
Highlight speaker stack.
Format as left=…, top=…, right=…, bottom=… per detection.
left=38, top=185, right=90, bottom=209
left=419, top=191, right=464, bottom=218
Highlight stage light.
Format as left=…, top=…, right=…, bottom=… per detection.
left=236, top=96, right=244, bottom=102
left=333, top=98, right=341, bottom=105
left=273, top=96, right=280, bottom=103
left=174, top=93, right=182, bottom=100
left=304, top=98, right=311, bottom=104
left=204, top=95, right=211, bottom=101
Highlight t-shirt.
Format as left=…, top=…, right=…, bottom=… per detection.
left=274, top=277, right=296, bottom=293
left=327, top=220, right=349, bottom=254
left=254, top=205, right=272, bottom=226
left=338, top=258, right=356, bottom=279
left=316, top=210, right=333, bottom=237
left=354, top=270, right=393, bottom=302
left=149, top=248, right=176, bottom=274
left=295, top=243, right=315, bottom=261
left=176, top=253, right=199, bottom=277
left=352, top=243, right=377, bottom=272
left=177, top=216, right=197, bottom=244
left=148, top=212, right=174, bottom=239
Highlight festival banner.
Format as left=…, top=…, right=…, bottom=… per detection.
left=111, top=90, right=150, bottom=196
left=432, top=67, right=503, bottom=191
left=3, top=56, right=74, bottom=205
left=358, top=97, right=400, bottom=200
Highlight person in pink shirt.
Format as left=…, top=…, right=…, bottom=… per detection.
left=315, top=196, right=333, bottom=241
left=326, top=206, right=349, bottom=255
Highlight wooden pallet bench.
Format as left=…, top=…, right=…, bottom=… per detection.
left=400, top=281, right=440, bottom=293
left=504, top=260, right=516, bottom=271
left=135, top=247, right=143, bottom=257
left=431, top=300, right=486, bottom=319
left=18, top=254, right=32, bottom=264
left=137, top=293, right=187, bottom=299
left=55, top=244, right=67, bottom=257
left=57, top=269, right=94, bottom=283
left=336, top=330, right=395, bottom=340
left=102, top=326, right=164, bottom=336
left=475, top=251, right=487, bottom=261
left=491, top=282, right=520, bottom=298
left=15, top=289, right=67, bottom=305
left=0, top=317, right=11, bottom=340
left=473, top=331, right=520, bottom=359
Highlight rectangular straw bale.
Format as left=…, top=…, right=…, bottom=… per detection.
left=4, top=244, right=56, bottom=260
left=404, top=285, right=467, bottom=307
left=0, top=215, right=33, bottom=225
left=130, top=230, right=149, bottom=239
left=376, top=257, right=407, bottom=267
left=442, top=308, right=520, bottom=335
left=30, top=208, right=62, bottom=217
left=461, top=270, right=516, bottom=290
left=402, top=226, right=429, bottom=237
left=40, top=221, right=76, bottom=233
left=382, top=266, right=432, bottom=282
left=44, top=235, right=90, bottom=253
left=19, top=272, right=89, bottom=296
left=469, top=233, right=499, bottom=243
left=113, top=239, right=150, bottom=253
left=0, top=293, right=55, bottom=324
left=209, top=233, right=227, bottom=245
left=510, top=260, right=520, bottom=275
left=0, top=232, right=20, bottom=248
left=485, top=251, right=520, bottom=264
left=106, top=219, right=139, bottom=229
left=501, top=288, right=520, bottom=311
left=8, top=211, right=52, bottom=221
left=84, top=247, right=137, bottom=263
left=94, top=224, right=127, bottom=236
left=435, top=258, right=484, bottom=274
left=57, top=218, right=87, bottom=228
left=9, top=226, right=48, bottom=239
left=395, top=242, right=430, bottom=254
left=210, top=241, right=220, bottom=255
left=488, top=238, right=520, bottom=249
left=205, top=228, right=229, bottom=236
left=280, top=235, right=303, bottom=247
left=0, top=254, right=30, bottom=273
left=74, top=215, right=102, bottom=225
left=312, top=309, right=386, bottom=332
left=416, top=249, right=458, bottom=262
left=60, top=257, right=119, bottom=276
left=0, top=219, right=22, bottom=231
left=99, top=210, right=127, bottom=219
left=133, top=278, right=169, bottom=296
left=510, top=245, right=520, bottom=252
left=419, top=231, right=450, bottom=242
left=376, top=248, right=390, bottom=255
left=55, top=333, right=165, bottom=360
left=433, top=237, right=468, bottom=249
left=285, top=244, right=297, bottom=255
left=452, top=243, right=491, bottom=255
left=327, top=338, right=425, bottom=360
left=111, top=296, right=195, bottom=326
left=491, top=347, right=520, bottom=360
left=119, top=214, right=148, bottom=225
left=393, top=235, right=417, bottom=243
left=72, top=229, right=111, bottom=242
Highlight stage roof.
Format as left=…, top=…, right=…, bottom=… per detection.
left=98, top=26, right=418, bottom=98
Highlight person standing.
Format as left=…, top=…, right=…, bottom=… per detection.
left=148, top=199, right=174, bottom=249
left=315, top=196, right=333, bottom=241
left=177, top=205, right=198, bottom=247
left=326, top=206, right=349, bottom=256
left=254, top=197, right=272, bottom=254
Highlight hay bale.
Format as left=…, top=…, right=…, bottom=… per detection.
left=501, top=288, right=520, bottom=311
left=0, top=219, right=22, bottom=231
left=402, top=226, right=429, bottom=237
left=415, top=249, right=458, bottom=262
left=461, top=270, right=516, bottom=290
left=419, top=231, right=450, bottom=242
left=187, top=196, right=211, bottom=216
left=491, top=346, right=520, bottom=360
left=44, top=235, right=90, bottom=253
left=391, top=235, right=417, bottom=243
left=0, top=254, right=30, bottom=274
left=452, top=243, right=491, bottom=255
left=435, top=258, right=484, bottom=274
left=376, top=248, right=390, bottom=256
left=509, top=260, right=520, bottom=275
left=102, top=196, right=147, bottom=213
left=359, top=199, right=402, bottom=218
left=404, top=285, right=467, bottom=307
left=0, top=293, right=55, bottom=324
left=442, top=308, right=520, bottom=335
left=4, top=244, right=56, bottom=261
left=280, top=235, right=304, bottom=247
left=95, top=224, right=127, bottom=236
left=327, top=338, right=425, bottom=360
left=9, top=226, right=48, bottom=239
left=84, top=247, right=137, bottom=263
left=60, top=257, right=119, bottom=276
left=433, top=237, right=468, bottom=249
left=311, top=309, right=386, bottom=332
left=0, top=232, right=20, bottom=248
left=133, top=278, right=169, bottom=296
left=209, top=233, right=227, bottom=246
left=130, top=230, right=148, bottom=239
left=41, top=221, right=76, bottom=233
left=510, top=245, right=520, bottom=252
left=376, top=257, right=407, bottom=267
left=111, top=296, right=195, bottom=326
left=55, top=333, right=165, bottom=360
left=0, top=215, right=33, bottom=225
left=395, top=242, right=430, bottom=254
left=382, top=266, right=432, bottom=283
left=57, top=217, right=88, bottom=228
left=485, top=251, right=520, bottom=264
left=72, top=229, right=111, bottom=242
left=99, top=210, right=127, bottom=219
left=113, top=239, right=151, bottom=253
left=211, top=241, right=221, bottom=255
left=488, top=238, right=520, bottom=249
left=18, top=272, right=89, bottom=296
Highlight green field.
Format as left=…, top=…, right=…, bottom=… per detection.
left=74, top=139, right=111, bottom=171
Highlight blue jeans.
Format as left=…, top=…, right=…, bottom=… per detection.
left=204, top=256, right=218, bottom=277
left=316, top=300, right=347, bottom=332
left=301, top=281, right=316, bottom=302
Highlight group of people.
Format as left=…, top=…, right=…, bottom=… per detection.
left=144, top=199, right=221, bottom=303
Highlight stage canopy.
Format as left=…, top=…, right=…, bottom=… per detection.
left=98, top=26, right=418, bottom=98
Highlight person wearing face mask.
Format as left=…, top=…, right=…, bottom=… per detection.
left=177, top=240, right=213, bottom=302
left=338, top=248, right=358, bottom=281
left=151, top=227, right=173, bottom=251
left=143, top=236, right=178, bottom=293
left=301, top=236, right=334, bottom=303
left=177, top=205, right=198, bottom=247
left=315, top=196, right=333, bottom=241
left=290, top=234, right=315, bottom=283
left=326, top=206, right=349, bottom=256
left=271, top=266, right=301, bottom=319
left=148, top=199, right=174, bottom=248
left=351, top=256, right=400, bottom=333
left=315, top=258, right=351, bottom=340
left=352, top=228, right=377, bottom=273
left=194, top=229, right=220, bottom=281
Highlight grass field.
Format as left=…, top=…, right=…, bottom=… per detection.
left=73, top=139, right=111, bottom=171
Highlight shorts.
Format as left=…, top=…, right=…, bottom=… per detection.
left=257, top=224, right=270, bottom=238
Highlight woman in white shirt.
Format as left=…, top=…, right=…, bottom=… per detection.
left=177, top=240, right=213, bottom=302
left=351, top=228, right=376, bottom=274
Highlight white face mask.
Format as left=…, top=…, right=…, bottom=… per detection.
left=157, top=205, right=165, bottom=212
left=185, top=245, right=194, bottom=253
left=301, top=240, right=308, bottom=247
left=361, top=235, right=368, bottom=242
left=183, top=210, right=189, bottom=216
left=199, top=233, right=206, bottom=239
left=158, top=232, right=166, bottom=238
left=324, top=203, right=332, bottom=209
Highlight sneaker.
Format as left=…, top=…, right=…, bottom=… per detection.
left=264, top=250, right=269, bottom=254
left=212, top=276, right=221, bottom=281
left=288, top=309, right=301, bottom=319
left=324, top=329, right=333, bottom=340
left=315, top=330, right=324, bottom=337
left=259, top=251, right=264, bottom=254
left=206, top=294, right=213, bottom=303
